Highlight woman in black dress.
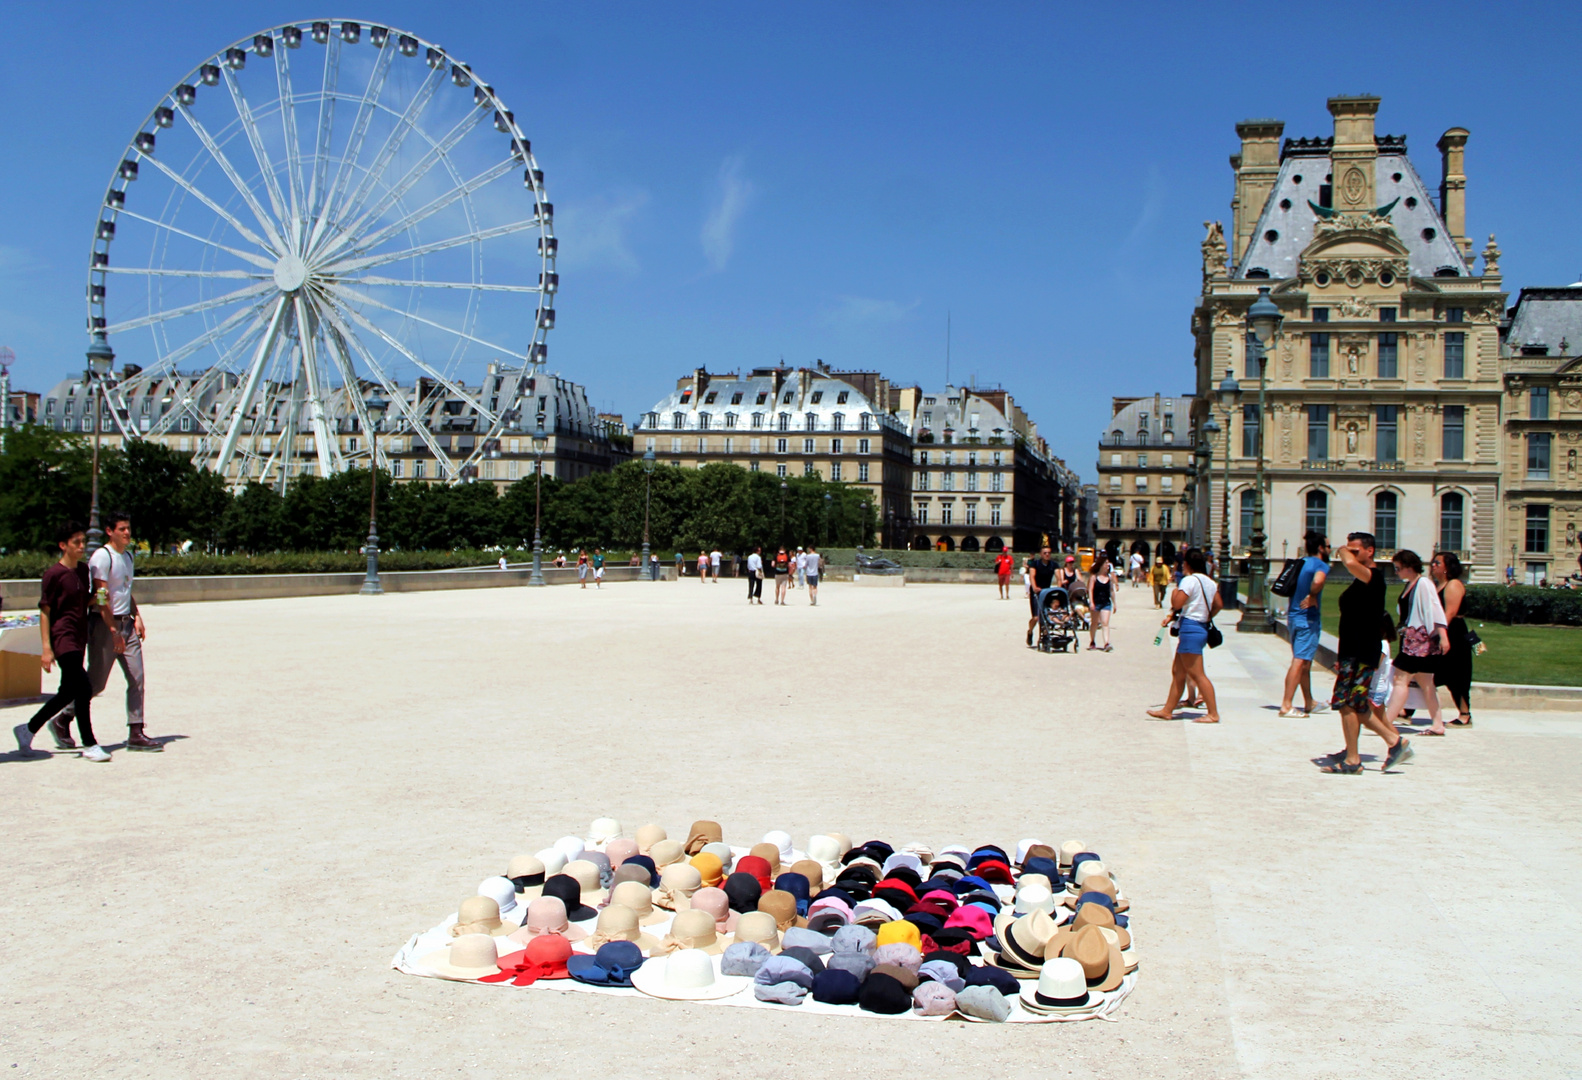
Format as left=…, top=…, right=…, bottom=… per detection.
left=1430, top=551, right=1473, bottom=729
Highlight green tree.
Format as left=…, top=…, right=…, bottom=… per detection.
left=101, top=438, right=200, bottom=548
left=0, top=424, right=94, bottom=551
left=180, top=468, right=233, bottom=549
left=219, top=482, right=285, bottom=552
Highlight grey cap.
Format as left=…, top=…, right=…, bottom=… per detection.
left=955, top=984, right=1011, bottom=1022
left=825, top=951, right=875, bottom=981
left=754, top=979, right=808, bottom=1006
left=918, top=959, right=966, bottom=993
left=720, top=941, right=770, bottom=977
left=781, top=927, right=833, bottom=956
left=753, top=955, right=814, bottom=990
left=912, top=981, right=958, bottom=1016
left=830, top=924, right=877, bottom=956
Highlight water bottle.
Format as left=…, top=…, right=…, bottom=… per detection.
left=1153, top=629, right=1164, bottom=647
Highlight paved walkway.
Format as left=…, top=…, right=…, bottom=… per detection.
left=1, top=580, right=1576, bottom=1078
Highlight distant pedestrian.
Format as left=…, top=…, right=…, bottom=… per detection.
left=1087, top=554, right=1116, bottom=652
left=698, top=550, right=709, bottom=584
left=710, top=549, right=721, bottom=582
left=1320, top=532, right=1412, bottom=774
left=498, top=555, right=508, bottom=571
left=1385, top=549, right=1448, bottom=735
left=1431, top=551, right=1473, bottom=729
left=747, top=546, right=764, bottom=604
left=592, top=548, right=605, bottom=588
left=805, top=545, right=822, bottom=606
left=1147, top=547, right=1222, bottom=723
left=1128, top=550, right=1144, bottom=587
left=773, top=547, right=790, bottom=605
left=1149, top=556, right=1170, bottom=608
left=578, top=550, right=590, bottom=588
left=995, top=548, right=1014, bottom=600
left=51, top=511, right=158, bottom=752
left=1279, top=530, right=1330, bottom=717
left=13, top=521, right=108, bottom=762
left=676, top=550, right=685, bottom=578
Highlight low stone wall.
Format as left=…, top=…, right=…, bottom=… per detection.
left=0, top=564, right=669, bottom=607
left=1271, top=612, right=1582, bottom=711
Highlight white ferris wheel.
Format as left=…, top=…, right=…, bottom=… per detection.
left=86, top=19, right=556, bottom=485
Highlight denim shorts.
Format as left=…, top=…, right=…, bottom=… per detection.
left=1289, top=610, right=1321, bottom=661
left=1176, top=618, right=1209, bottom=655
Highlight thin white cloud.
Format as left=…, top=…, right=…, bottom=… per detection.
left=701, top=155, right=754, bottom=272
left=1124, top=164, right=1166, bottom=246
left=819, top=294, right=921, bottom=327
left=557, top=190, right=650, bottom=274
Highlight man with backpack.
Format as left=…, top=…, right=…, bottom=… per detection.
left=1279, top=530, right=1330, bottom=717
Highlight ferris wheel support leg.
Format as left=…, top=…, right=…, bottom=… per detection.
left=293, top=294, right=342, bottom=475
left=214, top=296, right=290, bottom=480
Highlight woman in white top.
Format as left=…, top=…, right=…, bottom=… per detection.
left=1147, top=547, right=1223, bottom=723
left=1385, top=549, right=1450, bottom=733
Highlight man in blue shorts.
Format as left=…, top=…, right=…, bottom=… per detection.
left=1280, top=530, right=1329, bottom=716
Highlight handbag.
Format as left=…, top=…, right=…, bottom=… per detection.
left=1270, top=558, right=1302, bottom=598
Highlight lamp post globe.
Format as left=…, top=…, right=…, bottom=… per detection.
left=84, top=331, right=115, bottom=557
left=359, top=393, right=388, bottom=595
left=641, top=447, right=656, bottom=580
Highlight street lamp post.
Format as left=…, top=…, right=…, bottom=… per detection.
left=1216, top=369, right=1241, bottom=601
left=1239, top=285, right=1282, bottom=633
left=642, top=447, right=656, bottom=580
left=0, top=346, right=13, bottom=453
left=823, top=492, right=833, bottom=547
left=1199, top=418, right=1220, bottom=552
left=360, top=394, right=388, bottom=595
left=530, top=413, right=547, bottom=586
left=780, top=480, right=788, bottom=547
left=84, top=332, right=116, bottom=558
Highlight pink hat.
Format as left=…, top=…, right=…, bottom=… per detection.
left=921, top=889, right=960, bottom=911
left=509, top=896, right=588, bottom=944
left=944, top=905, right=993, bottom=940
left=605, top=839, right=639, bottom=868
left=688, top=886, right=738, bottom=933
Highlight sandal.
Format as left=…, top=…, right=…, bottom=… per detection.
left=1448, top=716, right=1474, bottom=727
left=1319, top=759, right=1363, bottom=774
left=1419, top=728, right=1446, bottom=736
left=1383, top=738, right=1414, bottom=771
left=1102, top=644, right=1113, bottom=653
left=1277, top=708, right=1308, bottom=719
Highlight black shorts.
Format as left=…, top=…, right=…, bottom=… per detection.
left=1394, top=652, right=1441, bottom=676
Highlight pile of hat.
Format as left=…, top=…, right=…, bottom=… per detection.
left=393, top=820, right=1135, bottom=1022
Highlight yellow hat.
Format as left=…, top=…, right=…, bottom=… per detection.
left=874, top=920, right=922, bottom=951
left=689, top=852, right=724, bottom=888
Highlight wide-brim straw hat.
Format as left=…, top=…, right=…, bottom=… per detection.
left=630, top=949, right=750, bottom=1001
left=1019, top=957, right=1095, bottom=1014
left=1098, top=926, right=1138, bottom=973
left=608, top=881, right=672, bottom=926
left=451, top=896, right=520, bottom=938
left=415, top=933, right=512, bottom=980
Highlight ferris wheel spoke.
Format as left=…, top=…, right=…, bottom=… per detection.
left=114, top=208, right=277, bottom=270
left=330, top=155, right=518, bottom=263
left=318, top=42, right=396, bottom=241
left=335, top=275, right=538, bottom=293
left=292, top=294, right=344, bottom=475
left=106, top=279, right=274, bottom=335
left=315, top=287, right=494, bottom=419
left=222, top=67, right=291, bottom=230
left=143, top=296, right=274, bottom=376
left=316, top=301, right=457, bottom=478
left=177, top=104, right=287, bottom=253
left=272, top=36, right=306, bottom=242
left=136, top=152, right=278, bottom=254
left=148, top=325, right=267, bottom=437
left=327, top=282, right=528, bottom=364
left=306, top=35, right=341, bottom=223
left=320, top=322, right=379, bottom=469
left=104, top=266, right=267, bottom=280
left=321, top=216, right=539, bottom=276
left=320, top=107, right=490, bottom=263
left=215, top=295, right=292, bottom=478
left=331, top=64, right=447, bottom=253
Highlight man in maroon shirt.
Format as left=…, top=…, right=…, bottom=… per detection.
left=13, top=521, right=107, bottom=761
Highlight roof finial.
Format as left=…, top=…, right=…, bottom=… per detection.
left=1482, top=233, right=1501, bottom=276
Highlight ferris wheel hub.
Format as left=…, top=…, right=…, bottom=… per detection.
left=273, top=252, right=309, bottom=293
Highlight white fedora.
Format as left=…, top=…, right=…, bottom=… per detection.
left=1019, top=956, right=1094, bottom=1014
left=1013, top=883, right=1056, bottom=916
left=630, top=948, right=750, bottom=1001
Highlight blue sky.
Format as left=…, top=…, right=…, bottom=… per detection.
left=4, top=2, right=1581, bottom=474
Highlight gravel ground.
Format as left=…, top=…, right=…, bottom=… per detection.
left=1, top=579, right=1576, bottom=1079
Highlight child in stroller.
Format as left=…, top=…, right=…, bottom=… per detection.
left=1035, top=586, right=1082, bottom=653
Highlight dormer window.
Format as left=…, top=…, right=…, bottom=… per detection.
left=811, top=391, right=823, bottom=404
left=782, top=392, right=794, bottom=404
left=755, top=392, right=767, bottom=405
left=704, top=391, right=717, bottom=404
left=751, top=413, right=764, bottom=429
left=725, top=413, right=738, bottom=428
left=923, top=397, right=936, bottom=406
left=672, top=411, right=685, bottom=428
left=805, top=412, right=818, bottom=430
left=837, top=391, right=849, bottom=404
left=680, top=391, right=692, bottom=403
left=730, top=392, right=743, bottom=404
left=698, top=413, right=711, bottom=430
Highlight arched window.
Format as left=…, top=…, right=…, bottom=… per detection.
left=984, top=536, right=1005, bottom=552
left=1239, top=489, right=1256, bottom=548
left=1304, top=490, right=1329, bottom=538
left=960, top=535, right=980, bottom=552
left=1439, top=492, right=1464, bottom=552
left=1111, top=430, right=1124, bottom=443
left=1374, top=491, right=1399, bottom=552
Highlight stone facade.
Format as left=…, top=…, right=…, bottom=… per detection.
left=1192, top=96, right=1506, bottom=581
left=1095, top=394, right=1199, bottom=564
left=1499, top=287, right=1582, bottom=584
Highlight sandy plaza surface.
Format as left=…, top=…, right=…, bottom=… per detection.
left=2, top=578, right=1579, bottom=1079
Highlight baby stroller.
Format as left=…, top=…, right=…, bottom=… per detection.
left=1036, top=587, right=1080, bottom=653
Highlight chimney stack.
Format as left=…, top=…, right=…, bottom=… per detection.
left=1437, top=127, right=1470, bottom=257
left=1327, top=95, right=1381, bottom=212
left=1231, top=119, right=1284, bottom=263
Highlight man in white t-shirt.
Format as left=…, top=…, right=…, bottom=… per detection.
left=52, top=511, right=158, bottom=751
left=746, top=547, right=764, bottom=604
left=1129, top=551, right=1144, bottom=587
left=709, top=549, right=721, bottom=583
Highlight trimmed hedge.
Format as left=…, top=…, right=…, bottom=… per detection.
left=824, top=547, right=1002, bottom=570
left=1461, top=584, right=1582, bottom=627
left=0, top=549, right=587, bottom=580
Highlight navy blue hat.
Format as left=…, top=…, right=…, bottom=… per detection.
left=542, top=874, right=598, bottom=922
left=812, top=968, right=862, bottom=1005
left=952, top=875, right=995, bottom=896
left=1020, top=857, right=1062, bottom=885
left=1070, top=852, right=1101, bottom=874
left=1076, top=891, right=1116, bottom=911
left=887, top=866, right=923, bottom=891
left=857, top=971, right=912, bottom=1014
left=725, top=871, right=762, bottom=914
left=966, top=845, right=1009, bottom=869
left=775, top=872, right=812, bottom=916
left=624, top=855, right=658, bottom=886
left=566, top=941, right=644, bottom=986
left=963, top=962, right=1020, bottom=996
left=904, top=912, right=945, bottom=936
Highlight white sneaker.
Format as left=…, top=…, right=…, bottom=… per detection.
left=13, top=723, right=34, bottom=754
left=81, top=745, right=112, bottom=763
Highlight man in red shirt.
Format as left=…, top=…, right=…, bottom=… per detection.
left=995, top=549, right=1014, bottom=600
left=13, top=521, right=108, bottom=761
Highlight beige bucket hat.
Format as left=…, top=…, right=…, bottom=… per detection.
left=581, top=904, right=663, bottom=955
left=608, top=880, right=671, bottom=927
left=635, top=824, right=667, bottom=855
left=727, top=910, right=781, bottom=952
left=416, top=933, right=506, bottom=981
left=657, top=908, right=726, bottom=956
left=450, top=895, right=519, bottom=938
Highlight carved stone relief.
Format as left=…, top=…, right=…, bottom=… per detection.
left=1413, top=409, right=1426, bottom=461
left=1280, top=407, right=1293, bottom=460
